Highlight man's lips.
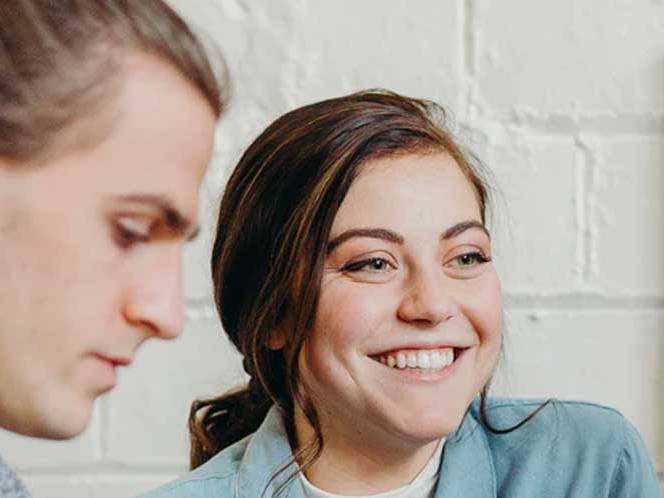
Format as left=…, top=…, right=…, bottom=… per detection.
left=92, top=353, right=133, bottom=367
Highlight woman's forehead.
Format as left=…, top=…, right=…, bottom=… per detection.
left=331, top=152, right=481, bottom=233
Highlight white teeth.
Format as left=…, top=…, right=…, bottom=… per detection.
left=430, top=351, right=443, bottom=369
left=407, top=352, right=417, bottom=368
left=417, top=351, right=430, bottom=369
left=382, top=349, right=456, bottom=371
left=396, top=352, right=407, bottom=368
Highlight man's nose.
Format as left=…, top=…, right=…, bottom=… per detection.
left=122, top=251, right=185, bottom=340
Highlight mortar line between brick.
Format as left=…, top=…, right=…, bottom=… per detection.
left=504, top=294, right=664, bottom=310
left=574, top=141, right=587, bottom=287
left=462, top=0, right=476, bottom=79
left=460, top=0, right=478, bottom=122
left=581, top=139, right=597, bottom=285
left=498, top=115, right=664, bottom=137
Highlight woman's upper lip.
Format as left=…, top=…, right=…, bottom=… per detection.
left=369, top=341, right=474, bottom=356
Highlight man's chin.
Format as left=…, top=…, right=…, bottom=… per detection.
left=26, top=395, right=95, bottom=440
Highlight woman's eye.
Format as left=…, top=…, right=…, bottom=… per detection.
left=447, top=251, right=491, bottom=268
left=342, top=257, right=394, bottom=273
left=113, top=218, right=151, bottom=248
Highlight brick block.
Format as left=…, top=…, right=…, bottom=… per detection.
left=480, top=130, right=578, bottom=293
left=105, top=316, right=245, bottom=465
left=166, top=0, right=293, bottom=114
left=475, top=0, right=664, bottom=115
left=493, top=310, right=664, bottom=466
left=283, top=0, right=461, bottom=109
left=585, top=136, right=664, bottom=296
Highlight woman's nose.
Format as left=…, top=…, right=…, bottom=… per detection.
left=396, top=270, right=456, bottom=327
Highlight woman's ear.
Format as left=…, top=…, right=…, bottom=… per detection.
left=267, top=329, right=286, bottom=350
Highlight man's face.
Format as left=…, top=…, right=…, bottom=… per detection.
left=0, top=54, right=217, bottom=439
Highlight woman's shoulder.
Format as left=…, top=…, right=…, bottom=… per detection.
left=477, top=397, right=627, bottom=432
left=469, top=397, right=661, bottom=495
left=474, top=397, right=635, bottom=453
left=137, top=436, right=251, bottom=498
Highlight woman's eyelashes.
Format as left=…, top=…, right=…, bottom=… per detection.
left=337, top=248, right=492, bottom=279
left=446, top=250, right=491, bottom=269
left=341, top=256, right=396, bottom=274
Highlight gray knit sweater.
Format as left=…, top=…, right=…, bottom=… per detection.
left=0, top=457, right=30, bottom=498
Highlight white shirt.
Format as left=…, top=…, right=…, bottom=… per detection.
left=300, top=439, right=444, bottom=498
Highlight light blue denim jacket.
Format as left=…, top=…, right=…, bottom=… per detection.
left=140, top=398, right=662, bottom=498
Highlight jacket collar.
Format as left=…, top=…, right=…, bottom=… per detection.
left=235, top=406, right=305, bottom=497
left=235, top=404, right=496, bottom=498
left=433, top=405, right=496, bottom=498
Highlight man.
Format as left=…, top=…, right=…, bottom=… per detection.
left=0, top=1, right=225, bottom=495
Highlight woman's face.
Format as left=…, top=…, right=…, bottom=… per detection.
left=298, top=152, right=503, bottom=452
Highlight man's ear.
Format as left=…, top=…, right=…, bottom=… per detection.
left=267, top=328, right=286, bottom=350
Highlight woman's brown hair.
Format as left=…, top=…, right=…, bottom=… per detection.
left=0, top=0, right=226, bottom=163
left=192, top=90, right=548, bottom=495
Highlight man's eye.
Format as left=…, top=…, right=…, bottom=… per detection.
left=447, top=251, right=491, bottom=268
left=113, top=218, right=151, bottom=248
left=342, top=257, right=394, bottom=273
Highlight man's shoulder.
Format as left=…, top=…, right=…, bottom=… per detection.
left=138, top=436, right=251, bottom=498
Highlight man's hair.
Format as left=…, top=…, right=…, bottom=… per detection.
left=0, top=0, right=227, bottom=163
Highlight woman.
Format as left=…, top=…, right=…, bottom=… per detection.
left=144, top=91, right=661, bottom=497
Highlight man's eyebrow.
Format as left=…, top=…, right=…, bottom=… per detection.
left=327, top=228, right=404, bottom=254
left=441, top=220, right=491, bottom=241
left=112, top=193, right=200, bottom=241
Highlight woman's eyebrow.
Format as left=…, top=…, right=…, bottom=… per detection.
left=327, top=220, right=490, bottom=255
left=441, top=220, right=491, bottom=240
left=327, top=228, right=404, bottom=254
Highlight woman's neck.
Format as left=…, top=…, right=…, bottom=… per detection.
left=294, top=409, right=441, bottom=495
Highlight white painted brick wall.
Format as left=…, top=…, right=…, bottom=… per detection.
left=3, top=1, right=663, bottom=495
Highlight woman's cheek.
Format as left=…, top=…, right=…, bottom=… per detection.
left=462, top=273, right=503, bottom=344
